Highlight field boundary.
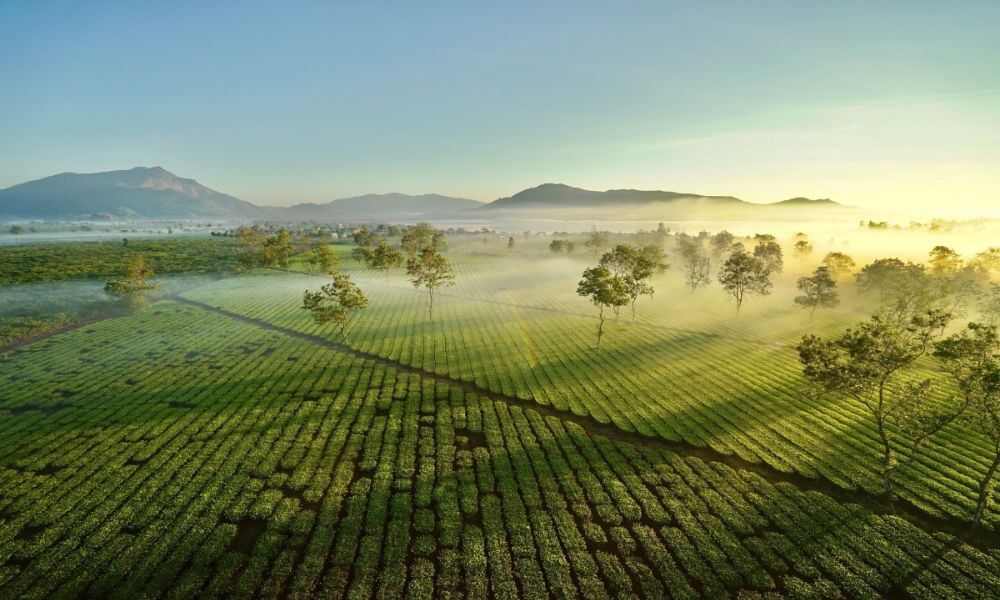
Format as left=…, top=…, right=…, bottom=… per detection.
left=173, top=296, right=1000, bottom=551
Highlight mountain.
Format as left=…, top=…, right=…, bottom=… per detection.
left=279, top=193, right=483, bottom=221
left=772, top=197, right=839, bottom=206
left=483, top=183, right=745, bottom=209
left=0, top=168, right=849, bottom=223
left=0, top=167, right=268, bottom=220
left=476, top=183, right=850, bottom=220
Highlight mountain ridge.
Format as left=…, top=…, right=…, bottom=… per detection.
left=0, top=168, right=848, bottom=221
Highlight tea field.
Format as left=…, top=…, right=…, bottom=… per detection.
left=1, top=254, right=999, bottom=598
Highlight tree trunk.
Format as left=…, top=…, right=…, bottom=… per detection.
left=596, top=306, right=605, bottom=350
left=428, top=287, right=434, bottom=321
left=875, top=391, right=895, bottom=504
left=972, top=444, right=1000, bottom=529
left=810, top=304, right=817, bottom=320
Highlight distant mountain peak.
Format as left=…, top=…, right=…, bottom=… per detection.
left=0, top=167, right=263, bottom=220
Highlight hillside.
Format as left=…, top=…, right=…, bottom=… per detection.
left=482, top=183, right=746, bottom=209
left=0, top=167, right=266, bottom=220
left=279, top=193, right=483, bottom=220
left=0, top=169, right=848, bottom=223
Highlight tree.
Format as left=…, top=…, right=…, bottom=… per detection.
left=856, top=259, right=936, bottom=323
left=104, top=254, right=160, bottom=311
left=584, top=229, right=609, bottom=258
left=718, top=250, right=772, bottom=315
left=980, top=283, right=1000, bottom=325
left=577, top=265, right=630, bottom=350
left=235, top=225, right=264, bottom=269
left=969, top=247, right=1000, bottom=280
left=9, top=225, right=25, bottom=235
left=928, top=245, right=962, bottom=277
left=793, top=239, right=813, bottom=260
left=261, top=228, right=294, bottom=268
left=676, top=235, right=711, bottom=292
left=354, top=235, right=403, bottom=277
left=797, top=309, right=955, bottom=502
left=752, top=235, right=783, bottom=274
left=507, top=236, right=515, bottom=250
left=821, top=252, right=856, bottom=279
left=600, top=244, right=668, bottom=318
left=795, top=266, right=839, bottom=318
left=549, top=240, right=566, bottom=253
left=308, top=242, right=339, bottom=275
left=710, top=230, right=736, bottom=259
left=401, top=222, right=446, bottom=256
left=407, top=246, right=455, bottom=320
left=301, top=274, right=368, bottom=338
left=934, top=323, right=1000, bottom=528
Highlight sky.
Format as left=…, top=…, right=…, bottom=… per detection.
left=1, top=1, right=998, bottom=211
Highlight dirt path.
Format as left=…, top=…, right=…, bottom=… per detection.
left=173, top=296, right=999, bottom=551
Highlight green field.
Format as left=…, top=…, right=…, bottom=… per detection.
left=1, top=245, right=999, bottom=598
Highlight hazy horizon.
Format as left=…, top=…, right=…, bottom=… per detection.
left=2, top=1, right=999, bottom=212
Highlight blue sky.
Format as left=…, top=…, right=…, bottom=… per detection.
left=1, top=1, right=998, bottom=209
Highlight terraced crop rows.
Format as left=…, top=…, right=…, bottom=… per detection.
left=181, top=257, right=1000, bottom=528
left=1, top=301, right=998, bottom=598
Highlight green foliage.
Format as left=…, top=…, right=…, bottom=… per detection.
left=798, top=310, right=958, bottom=499
left=718, top=250, right=772, bottom=315
left=307, top=242, right=340, bottom=275
left=577, top=264, right=630, bottom=349
left=821, top=251, right=856, bottom=278
left=104, top=254, right=160, bottom=311
left=301, top=273, right=368, bottom=336
left=752, top=234, right=783, bottom=274
left=935, top=323, right=1000, bottom=526
left=794, top=266, right=839, bottom=318
left=406, top=245, right=455, bottom=320
left=792, top=239, right=813, bottom=259
left=675, top=234, right=711, bottom=292
left=0, top=237, right=241, bottom=285
left=584, top=229, right=609, bottom=257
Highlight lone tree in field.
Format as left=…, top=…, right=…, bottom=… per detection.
left=718, top=250, right=772, bottom=315
left=104, top=254, right=160, bottom=311
left=794, top=266, right=839, bottom=318
left=821, top=251, right=856, bottom=279
left=934, top=323, right=1000, bottom=529
left=507, top=236, right=515, bottom=250
left=302, top=274, right=368, bottom=338
left=600, top=244, right=668, bottom=318
left=407, top=245, right=455, bottom=320
left=676, top=235, right=711, bottom=292
left=308, top=241, right=339, bottom=275
left=577, top=265, right=629, bottom=350
left=798, top=309, right=962, bottom=503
